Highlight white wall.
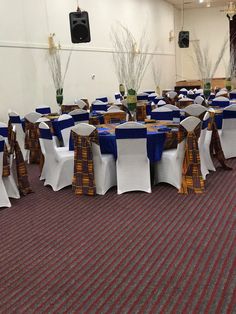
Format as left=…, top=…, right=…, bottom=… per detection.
left=0, top=0, right=176, bottom=121
left=175, top=6, right=230, bottom=82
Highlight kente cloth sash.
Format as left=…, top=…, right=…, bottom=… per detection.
left=178, top=123, right=205, bottom=194
left=61, top=104, right=79, bottom=114
left=72, top=129, right=99, bottom=196
left=8, top=125, right=32, bottom=195
left=24, top=119, right=41, bottom=164
left=2, top=143, right=10, bottom=177
left=136, top=104, right=147, bottom=121
left=208, top=113, right=232, bottom=170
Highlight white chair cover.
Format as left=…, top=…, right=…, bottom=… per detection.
left=57, top=114, right=75, bottom=147
left=8, top=111, right=28, bottom=161
left=38, top=122, right=74, bottom=191
left=220, top=104, right=236, bottom=158
left=115, top=122, right=151, bottom=194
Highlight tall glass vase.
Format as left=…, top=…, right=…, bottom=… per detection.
left=127, top=89, right=137, bottom=121
left=56, top=88, right=63, bottom=106
left=203, top=79, right=211, bottom=100
left=225, top=78, right=232, bottom=92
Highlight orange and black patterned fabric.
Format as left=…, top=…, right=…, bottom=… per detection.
left=61, top=104, right=79, bottom=114
left=8, top=125, right=32, bottom=196
left=2, top=144, right=10, bottom=177
left=24, top=119, right=41, bottom=164
left=178, top=122, right=205, bottom=194
left=136, top=104, right=147, bottom=121
left=72, top=129, right=99, bottom=196
left=208, top=113, right=232, bottom=170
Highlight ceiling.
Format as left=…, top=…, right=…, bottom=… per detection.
left=167, top=0, right=228, bottom=9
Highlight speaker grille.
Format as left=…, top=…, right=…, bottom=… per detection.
left=69, top=11, right=91, bottom=43
left=178, top=31, right=189, bottom=48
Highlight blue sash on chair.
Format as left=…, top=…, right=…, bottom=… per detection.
left=115, top=127, right=147, bottom=139
left=150, top=111, right=173, bottom=120
left=58, top=118, right=74, bottom=131
left=9, top=116, right=22, bottom=124
left=212, top=99, right=230, bottom=108
left=39, top=127, right=53, bottom=140
left=72, top=112, right=89, bottom=122
left=96, top=97, right=108, bottom=102
left=36, top=107, right=51, bottom=114
left=92, top=104, right=108, bottom=111
left=223, top=110, right=236, bottom=119
left=0, top=127, right=8, bottom=138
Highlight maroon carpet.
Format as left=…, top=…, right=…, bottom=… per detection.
left=0, top=159, right=235, bottom=313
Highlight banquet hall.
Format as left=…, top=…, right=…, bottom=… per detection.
left=0, top=0, right=235, bottom=313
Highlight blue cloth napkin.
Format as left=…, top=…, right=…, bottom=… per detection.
left=99, top=131, right=111, bottom=135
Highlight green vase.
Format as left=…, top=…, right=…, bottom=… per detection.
left=127, top=89, right=137, bottom=120
left=119, top=84, right=125, bottom=97
left=225, top=78, right=232, bottom=92
left=56, top=88, right=63, bottom=105
left=203, top=80, right=211, bottom=99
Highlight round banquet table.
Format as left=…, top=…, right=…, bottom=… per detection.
left=97, top=123, right=178, bottom=162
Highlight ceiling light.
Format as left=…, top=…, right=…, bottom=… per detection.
left=206, top=2, right=211, bottom=7
left=199, top=0, right=204, bottom=3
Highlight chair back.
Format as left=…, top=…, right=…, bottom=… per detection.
left=115, top=122, right=147, bottom=158
left=151, top=106, right=173, bottom=120
left=164, top=104, right=180, bottom=121
left=69, top=109, right=89, bottom=124
left=35, top=107, right=51, bottom=114
left=0, top=136, right=4, bottom=177
left=114, top=93, right=122, bottom=101
left=25, top=112, right=42, bottom=123
left=211, top=96, right=230, bottom=108
left=179, top=88, right=188, bottom=96
left=152, top=96, right=164, bottom=105
left=58, top=114, right=75, bottom=147
left=157, top=100, right=167, bottom=107
left=222, top=104, right=236, bottom=131
left=107, top=105, right=121, bottom=111
left=0, top=122, right=8, bottom=143
left=92, top=100, right=108, bottom=111
left=137, top=93, right=149, bottom=101
left=72, top=123, right=101, bottom=158
left=229, top=89, right=236, bottom=100
left=38, top=122, right=55, bottom=155
left=148, top=93, right=157, bottom=102
left=183, top=104, right=207, bottom=118
left=194, top=95, right=205, bottom=105
left=96, top=97, right=108, bottom=102
left=215, top=89, right=228, bottom=98
left=167, top=91, right=178, bottom=99
left=74, top=99, right=87, bottom=109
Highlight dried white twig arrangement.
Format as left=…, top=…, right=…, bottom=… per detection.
left=111, top=23, right=153, bottom=92
left=191, top=38, right=228, bottom=85
left=152, top=62, right=161, bottom=93
left=47, top=34, right=73, bottom=101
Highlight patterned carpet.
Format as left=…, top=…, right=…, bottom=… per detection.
left=0, top=159, right=235, bottom=313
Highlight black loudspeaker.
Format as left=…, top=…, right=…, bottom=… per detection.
left=178, top=31, right=189, bottom=48
left=69, top=11, right=91, bottom=43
